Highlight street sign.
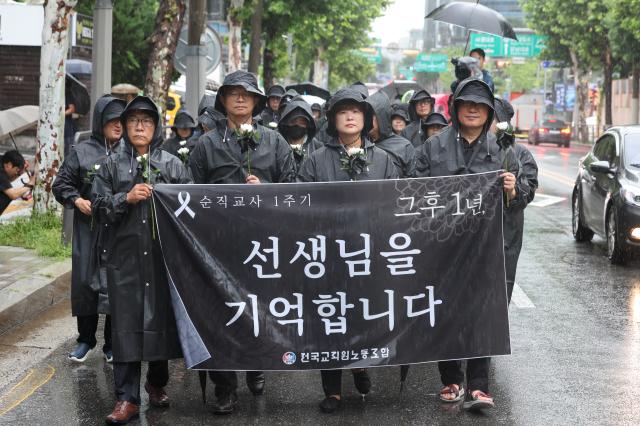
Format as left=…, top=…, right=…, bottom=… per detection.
left=470, top=33, right=547, bottom=58
left=357, top=47, right=383, bottom=64
left=414, top=53, right=448, bottom=73
left=174, top=25, right=222, bottom=75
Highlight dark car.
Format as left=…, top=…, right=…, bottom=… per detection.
left=572, top=126, right=640, bottom=264
left=528, top=118, right=572, bottom=147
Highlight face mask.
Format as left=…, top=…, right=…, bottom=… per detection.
left=281, top=124, right=307, bottom=141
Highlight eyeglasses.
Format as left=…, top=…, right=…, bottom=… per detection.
left=416, top=100, right=432, bottom=106
left=126, top=117, right=155, bottom=128
left=225, top=91, right=252, bottom=100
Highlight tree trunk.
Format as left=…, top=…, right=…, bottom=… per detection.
left=247, top=0, right=263, bottom=74
left=227, top=0, right=244, bottom=73
left=570, top=49, right=589, bottom=144
left=144, top=0, right=186, bottom=114
left=34, top=0, right=77, bottom=214
left=632, top=64, right=640, bottom=124
left=603, top=45, right=613, bottom=127
left=313, top=46, right=329, bottom=89
left=262, top=24, right=276, bottom=89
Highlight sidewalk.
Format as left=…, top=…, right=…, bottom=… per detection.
left=0, top=246, right=71, bottom=335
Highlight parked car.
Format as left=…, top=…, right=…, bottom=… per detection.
left=528, top=118, right=571, bottom=147
left=572, top=126, right=640, bottom=264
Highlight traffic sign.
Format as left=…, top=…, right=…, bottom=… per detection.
left=470, top=33, right=547, bottom=58
left=174, top=25, right=222, bottom=75
left=414, top=53, right=448, bottom=73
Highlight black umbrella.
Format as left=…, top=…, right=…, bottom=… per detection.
left=66, top=59, right=92, bottom=75
left=286, top=82, right=331, bottom=101
left=65, top=73, right=91, bottom=115
left=380, top=81, right=424, bottom=102
left=199, top=371, right=207, bottom=404
left=425, top=1, right=518, bottom=53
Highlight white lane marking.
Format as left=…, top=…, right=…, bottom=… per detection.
left=529, top=193, right=566, bottom=207
left=512, top=282, right=535, bottom=309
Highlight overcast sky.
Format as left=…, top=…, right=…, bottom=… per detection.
left=370, top=0, right=426, bottom=46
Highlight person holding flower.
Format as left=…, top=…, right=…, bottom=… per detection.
left=91, top=96, right=192, bottom=425
left=189, top=70, right=295, bottom=415
left=53, top=95, right=126, bottom=364
left=297, top=88, right=398, bottom=413
left=276, top=98, right=324, bottom=173
left=161, top=108, right=197, bottom=160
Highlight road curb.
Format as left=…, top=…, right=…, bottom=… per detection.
left=0, top=259, right=71, bottom=335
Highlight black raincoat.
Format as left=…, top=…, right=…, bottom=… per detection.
left=277, top=99, right=324, bottom=172
left=91, top=96, right=192, bottom=362
left=53, top=95, right=125, bottom=316
left=161, top=109, right=197, bottom=157
left=366, top=91, right=416, bottom=178
left=401, top=89, right=434, bottom=147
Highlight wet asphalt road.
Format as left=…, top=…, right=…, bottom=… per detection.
left=1, top=141, right=639, bottom=425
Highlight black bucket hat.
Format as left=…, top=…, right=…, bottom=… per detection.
left=172, top=108, right=196, bottom=129
left=121, top=95, right=160, bottom=125
left=214, top=70, right=267, bottom=116
left=326, top=88, right=374, bottom=138
left=424, top=112, right=449, bottom=127
left=266, top=84, right=286, bottom=98
left=390, top=103, right=410, bottom=122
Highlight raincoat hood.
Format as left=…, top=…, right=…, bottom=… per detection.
left=172, top=108, right=196, bottom=129
left=214, top=70, right=267, bottom=116
left=198, top=93, right=216, bottom=115
left=408, top=89, right=434, bottom=121
left=92, top=95, right=126, bottom=141
left=350, top=81, right=369, bottom=99
left=120, top=95, right=164, bottom=152
left=424, top=112, right=449, bottom=127
left=391, top=103, right=410, bottom=122
left=326, top=88, right=374, bottom=138
left=450, top=78, right=495, bottom=131
left=277, top=99, right=317, bottom=140
left=365, top=90, right=394, bottom=140
left=494, top=98, right=514, bottom=123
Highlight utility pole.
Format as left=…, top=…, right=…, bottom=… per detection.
left=91, top=0, right=113, bottom=118
left=186, top=0, right=207, bottom=118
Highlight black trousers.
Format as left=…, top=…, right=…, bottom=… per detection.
left=113, top=360, right=169, bottom=405
left=207, top=371, right=263, bottom=396
left=438, top=358, right=490, bottom=393
left=76, top=314, right=111, bottom=352
left=320, top=369, right=363, bottom=397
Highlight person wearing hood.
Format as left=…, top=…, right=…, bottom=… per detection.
left=91, top=96, right=192, bottom=425
left=277, top=99, right=324, bottom=172
left=161, top=108, right=197, bottom=158
left=422, top=112, right=449, bottom=140
left=401, top=89, right=435, bottom=147
left=311, top=103, right=323, bottom=120
left=53, top=95, right=125, bottom=365
left=260, top=84, right=285, bottom=127
left=390, top=103, right=410, bottom=135
left=365, top=91, right=416, bottom=178
left=297, top=88, right=397, bottom=414
left=349, top=81, right=369, bottom=99
left=415, top=78, right=520, bottom=412
left=189, top=71, right=295, bottom=414
left=492, top=98, right=538, bottom=302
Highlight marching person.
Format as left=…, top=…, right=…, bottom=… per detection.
left=298, top=88, right=398, bottom=413
left=92, top=96, right=192, bottom=425
left=401, top=89, right=435, bottom=147
left=161, top=108, right=197, bottom=157
left=311, top=103, right=323, bottom=121
left=277, top=98, right=324, bottom=173
left=189, top=70, right=295, bottom=415
left=53, top=95, right=126, bottom=363
left=415, top=78, right=520, bottom=412
left=390, top=103, right=410, bottom=136
left=422, top=112, right=449, bottom=141
left=365, top=91, right=416, bottom=178
left=260, top=84, right=285, bottom=126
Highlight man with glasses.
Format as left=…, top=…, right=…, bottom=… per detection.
left=401, top=89, right=436, bottom=147
left=189, top=70, right=295, bottom=415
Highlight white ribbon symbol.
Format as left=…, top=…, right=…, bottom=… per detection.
left=174, top=191, right=195, bottom=218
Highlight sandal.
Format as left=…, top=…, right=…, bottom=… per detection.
left=462, top=390, right=494, bottom=411
left=439, top=384, right=464, bottom=403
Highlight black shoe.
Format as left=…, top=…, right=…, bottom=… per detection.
left=246, top=371, right=265, bottom=396
left=319, top=396, right=341, bottom=413
left=212, top=392, right=238, bottom=415
left=353, top=369, right=371, bottom=395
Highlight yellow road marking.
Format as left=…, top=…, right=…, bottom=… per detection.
left=0, top=365, right=55, bottom=417
left=539, top=169, right=575, bottom=187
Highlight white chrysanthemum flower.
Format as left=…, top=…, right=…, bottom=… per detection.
left=136, top=155, right=142, bottom=162
left=179, top=140, right=187, bottom=146
left=268, top=122, right=278, bottom=128
left=290, top=144, right=303, bottom=153
left=93, top=164, right=100, bottom=171
left=177, top=147, right=190, bottom=155
left=240, top=123, right=253, bottom=133
left=496, top=122, right=510, bottom=131
left=347, top=147, right=364, bottom=156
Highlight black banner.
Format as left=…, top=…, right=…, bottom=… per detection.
left=153, top=171, right=510, bottom=371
